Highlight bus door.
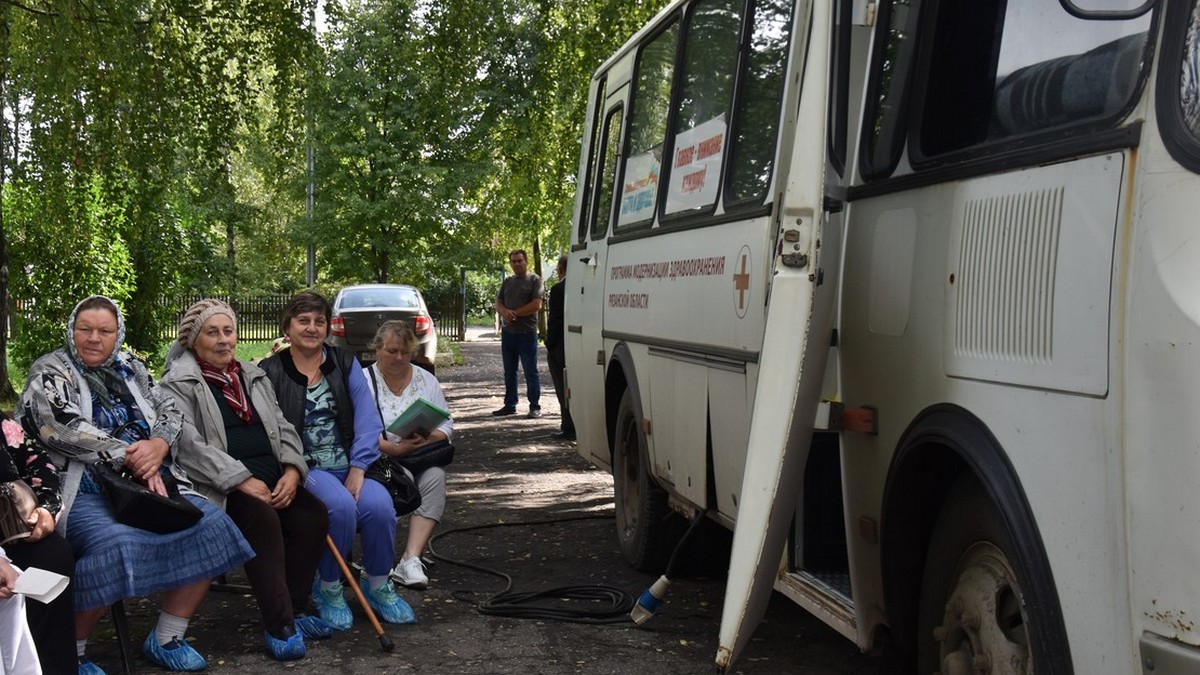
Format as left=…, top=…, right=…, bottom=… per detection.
left=717, top=0, right=840, bottom=669
left=568, top=78, right=629, bottom=466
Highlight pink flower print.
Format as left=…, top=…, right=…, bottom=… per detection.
left=2, top=419, right=24, bottom=448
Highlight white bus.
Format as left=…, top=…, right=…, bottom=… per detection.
left=564, top=0, right=1200, bottom=672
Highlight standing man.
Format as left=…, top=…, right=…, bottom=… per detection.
left=494, top=249, right=545, bottom=418
left=545, top=255, right=575, bottom=440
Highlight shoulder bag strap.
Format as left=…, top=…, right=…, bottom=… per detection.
left=366, top=366, right=387, bottom=438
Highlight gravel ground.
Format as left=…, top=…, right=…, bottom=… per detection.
left=82, top=330, right=879, bottom=674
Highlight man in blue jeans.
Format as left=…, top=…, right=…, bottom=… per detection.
left=493, top=249, right=545, bottom=418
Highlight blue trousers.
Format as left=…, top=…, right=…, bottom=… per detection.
left=501, top=329, right=541, bottom=409
left=306, top=468, right=397, bottom=580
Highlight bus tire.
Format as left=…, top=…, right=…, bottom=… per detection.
left=916, top=476, right=1044, bottom=674
left=612, top=388, right=680, bottom=572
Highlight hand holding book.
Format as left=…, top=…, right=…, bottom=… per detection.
left=386, top=397, right=451, bottom=439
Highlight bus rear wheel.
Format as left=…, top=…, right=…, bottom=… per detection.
left=917, top=478, right=1033, bottom=675
left=612, top=388, right=680, bottom=572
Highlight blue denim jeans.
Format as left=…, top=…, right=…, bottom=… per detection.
left=501, top=329, right=541, bottom=410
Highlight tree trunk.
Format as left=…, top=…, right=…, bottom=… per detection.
left=533, top=235, right=545, bottom=339
left=0, top=13, right=19, bottom=401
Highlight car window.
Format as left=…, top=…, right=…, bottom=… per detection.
left=340, top=288, right=421, bottom=309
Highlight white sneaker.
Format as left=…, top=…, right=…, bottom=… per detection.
left=391, top=555, right=428, bottom=589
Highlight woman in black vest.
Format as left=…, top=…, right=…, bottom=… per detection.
left=260, top=291, right=414, bottom=630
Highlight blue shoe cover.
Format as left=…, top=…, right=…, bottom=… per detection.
left=366, top=582, right=417, bottom=624
left=78, top=658, right=107, bottom=675
left=141, top=634, right=207, bottom=672
left=311, top=578, right=353, bottom=631
left=295, top=614, right=335, bottom=640
left=264, top=629, right=306, bottom=661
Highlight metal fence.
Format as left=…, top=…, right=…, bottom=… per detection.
left=431, top=294, right=464, bottom=343
left=156, top=294, right=465, bottom=343
left=156, top=295, right=293, bottom=342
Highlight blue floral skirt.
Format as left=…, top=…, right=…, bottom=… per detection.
left=65, top=492, right=254, bottom=610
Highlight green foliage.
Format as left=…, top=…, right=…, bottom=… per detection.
left=422, top=270, right=505, bottom=319
left=308, top=0, right=502, bottom=287
left=0, top=0, right=320, bottom=367
left=5, top=175, right=137, bottom=368
left=0, top=0, right=667, bottom=390
left=305, top=0, right=660, bottom=297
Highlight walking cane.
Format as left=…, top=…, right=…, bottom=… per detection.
left=326, top=535, right=395, bottom=652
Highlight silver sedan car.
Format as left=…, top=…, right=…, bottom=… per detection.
left=326, top=284, right=438, bottom=370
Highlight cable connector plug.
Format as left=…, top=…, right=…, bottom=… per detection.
left=629, top=575, right=671, bottom=625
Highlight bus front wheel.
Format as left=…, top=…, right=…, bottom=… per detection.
left=917, top=477, right=1033, bottom=674
left=612, top=388, right=678, bottom=572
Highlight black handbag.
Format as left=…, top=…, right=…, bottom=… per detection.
left=93, top=440, right=203, bottom=535
left=365, top=457, right=422, bottom=516
left=396, top=439, right=455, bottom=474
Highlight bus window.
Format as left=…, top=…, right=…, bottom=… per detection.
left=726, top=0, right=794, bottom=206
left=914, top=0, right=1152, bottom=160
left=617, top=20, right=679, bottom=231
left=662, top=0, right=743, bottom=219
left=1155, top=0, right=1200, bottom=171
left=827, top=0, right=853, bottom=178
left=591, top=106, right=624, bottom=240
left=578, top=77, right=609, bottom=244
left=860, top=0, right=922, bottom=181
left=1182, top=2, right=1200, bottom=137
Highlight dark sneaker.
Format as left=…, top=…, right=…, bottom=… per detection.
left=141, top=635, right=207, bottom=672
left=527, top=408, right=542, bottom=419
left=492, top=406, right=517, bottom=416
left=551, top=431, right=576, bottom=441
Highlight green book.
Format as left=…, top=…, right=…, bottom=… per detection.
left=387, top=397, right=451, bottom=438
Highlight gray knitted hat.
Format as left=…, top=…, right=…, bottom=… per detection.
left=178, top=299, right=237, bottom=348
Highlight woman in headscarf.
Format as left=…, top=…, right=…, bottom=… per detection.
left=363, top=321, right=453, bottom=590
left=18, top=296, right=253, bottom=675
left=260, top=291, right=414, bottom=630
left=159, top=299, right=332, bottom=661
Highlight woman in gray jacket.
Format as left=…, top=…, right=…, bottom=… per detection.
left=160, top=299, right=332, bottom=661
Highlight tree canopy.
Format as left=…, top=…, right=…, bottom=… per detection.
left=0, top=0, right=661, bottom=394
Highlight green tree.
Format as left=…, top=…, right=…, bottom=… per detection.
left=307, top=0, right=657, bottom=293
left=0, top=0, right=319, bottom=379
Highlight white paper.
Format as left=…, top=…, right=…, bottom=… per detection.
left=13, top=566, right=69, bottom=604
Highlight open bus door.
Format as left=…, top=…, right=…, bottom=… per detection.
left=716, top=0, right=838, bottom=670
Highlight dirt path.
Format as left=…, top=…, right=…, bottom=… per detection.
left=89, top=334, right=879, bottom=674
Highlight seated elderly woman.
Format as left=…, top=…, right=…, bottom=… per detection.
left=18, top=296, right=253, bottom=674
left=363, top=321, right=453, bottom=590
left=260, top=291, right=414, bottom=630
left=159, top=299, right=333, bottom=661
left=0, top=410, right=75, bottom=674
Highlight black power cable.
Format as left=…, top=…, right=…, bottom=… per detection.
left=427, top=514, right=637, bottom=624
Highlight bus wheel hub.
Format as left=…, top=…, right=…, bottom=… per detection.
left=934, top=543, right=1030, bottom=675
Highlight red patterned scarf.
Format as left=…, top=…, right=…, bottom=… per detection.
left=199, top=359, right=253, bottom=423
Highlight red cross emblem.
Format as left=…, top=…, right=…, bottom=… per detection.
left=734, top=245, right=751, bottom=319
